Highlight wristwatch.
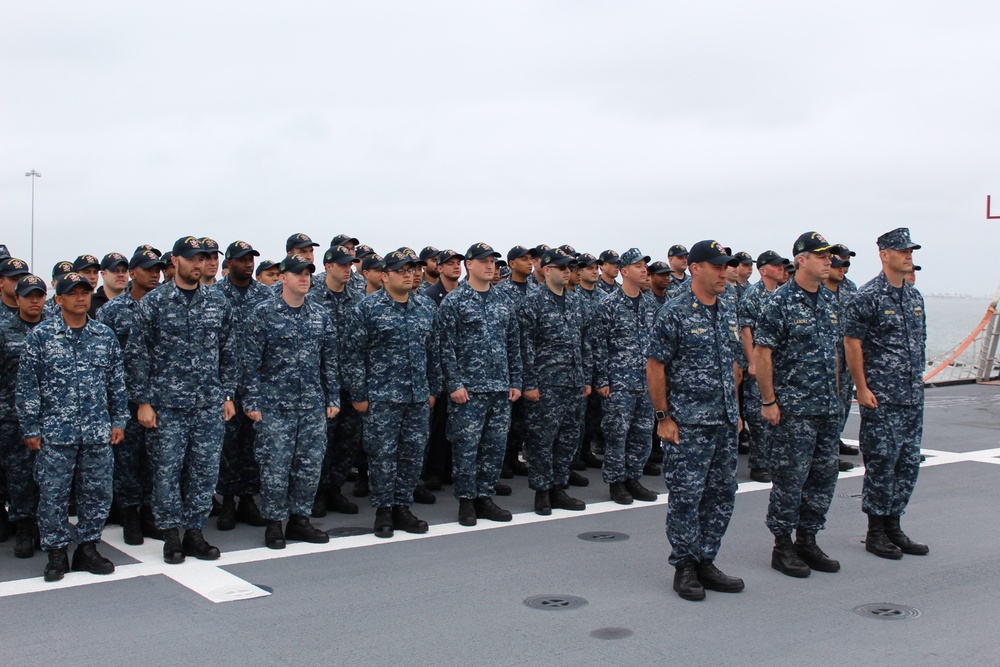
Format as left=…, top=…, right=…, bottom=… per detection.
left=654, top=410, right=668, bottom=422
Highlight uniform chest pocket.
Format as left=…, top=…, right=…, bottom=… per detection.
left=789, top=320, right=817, bottom=338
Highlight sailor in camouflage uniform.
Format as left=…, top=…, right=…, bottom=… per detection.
left=16, top=273, right=127, bottom=582
left=126, top=236, right=238, bottom=564
left=95, top=249, right=167, bottom=544
left=519, top=248, right=593, bottom=515
left=844, top=228, right=929, bottom=559
left=593, top=248, right=659, bottom=505
left=310, top=245, right=365, bottom=516
left=213, top=240, right=272, bottom=531
left=438, top=243, right=522, bottom=526
left=754, top=232, right=843, bottom=578
left=647, top=240, right=744, bottom=601
left=0, top=257, right=32, bottom=322
left=574, top=253, right=606, bottom=469
left=664, top=245, right=690, bottom=300
left=596, top=250, right=620, bottom=294
left=43, top=261, right=75, bottom=319
left=1, top=275, right=47, bottom=558
left=344, top=248, right=440, bottom=538
left=829, top=244, right=862, bottom=460
left=737, top=251, right=789, bottom=484
left=243, top=254, right=339, bottom=549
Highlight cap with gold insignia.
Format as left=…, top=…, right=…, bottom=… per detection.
left=55, top=272, right=95, bottom=295
left=286, top=233, right=320, bottom=252
left=15, top=274, right=46, bottom=297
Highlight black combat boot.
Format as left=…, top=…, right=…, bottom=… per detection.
left=327, top=486, right=359, bottom=514
left=493, top=483, right=512, bottom=496
left=141, top=505, right=164, bottom=541
left=883, top=516, right=929, bottom=555
left=865, top=515, right=904, bottom=559
left=567, top=470, right=590, bottom=487
left=695, top=560, right=745, bottom=592
left=412, top=484, right=436, bottom=505
left=391, top=505, right=428, bottom=534
left=237, top=495, right=266, bottom=527
left=265, top=520, right=285, bottom=549
left=162, top=528, right=185, bottom=564
left=550, top=488, right=585, bottom=511
left=581, top=445, right=603, bottom=469
left=772, top=533, right=811, bottom=577
left=609, top=482, right=633, bottom=505
left=14, top=519, right=37, bottom=559
left=624, top=478, right=658, bottom=501
left=749, top=468, right=771, bottom=483
left=474, top=497, right=512, bottom=522
left=311, top=492, right=328, bottom=518
left=121, top=505, right=144, bottom=545
left=643, top=461, right=662, bottom=476
left=71, top=542, right=115, bottom=575
left=534, top=490, right=552, bottom=516
left=285, top=514, right=330, bottom=544
left=838, top=439, right=860, bottom=455
left=673, top=563, right=706, bottom=601
left=352, top=470, right=370, bottom=498
left=0, top=503, right=10, bottom=542
left=373, top=507, right=394, bottom=538
left=217, top=495, right=238, bottom=530
left=44, top=548, right=69, bottom=582
left=794, top=531, right=840, bottom=572
left=183, top=529, right=221, bottom=560
left=569, top=457, right=586, bottom=472
left=458, top=499, right=477, bottom=526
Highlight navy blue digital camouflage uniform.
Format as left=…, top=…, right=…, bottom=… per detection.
left=493, top=278, right=534, bottom=465
left=0, top=312, right=43, bottom=524
left=438, top=280, right=522, bottom=500
left=738, top=280, right=778, bottom=471
left=343, top=288, right=441, bottom=509
left=213, top=276, right=273, bottom=499
left=593, top=287, right=657, bottom=484
left=665, top=273, right=690, bottom=300
left=833, top=280, right=859, bottom=430
left=844, top=272, right=925, bottom=517
left=647, top=284, right=740, bottom=567
left=243, top=296, right=339, bottom=520
left=97, top=290, right=154, bottom=510
left=576, top=286, right=606, bottom=458
left=16, top=317, right=127, bottom=551
left=518, top=283, right=593, bottom=491
left=126, top=281, right=237, bottom=531
left=754, top=279, right=843, bottom=537
left=308, top=281, right=366, bottom=495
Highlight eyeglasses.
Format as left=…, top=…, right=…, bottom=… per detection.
left=390, top=267, right=417, bottom=275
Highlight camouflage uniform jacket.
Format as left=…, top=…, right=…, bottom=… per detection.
left=214, top=277, right=273, bottom=391
left=843, top=272, right=925, bottom=406
left=518, top=285, right=593, bottom=391
left=96, top=289, right=142, bottom=351
left=593, top=287, right=658, bottom=392
left=0, top=314, right=45, bottom=421
left=646, top=284, right=739, bottom=426
left=754, top=279, right=841, bottom=417
left=307, top=282, right=365, bottom=386
left=343, top=289, right=442, bottom=404
left=242, top=297, right=339, bottom=412
left=596, top=278, right=618, bottom=295
left=665, top=273, right=690, bottom=300
left=16, top=317, right=127, bottom=443
left=126, top=281, right=237, bottom=409
left=737, top=280, right=774, bottom=331
left=438, top=281, right=522, bottom=394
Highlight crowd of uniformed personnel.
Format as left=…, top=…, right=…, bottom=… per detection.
left=0, top=228, right=928, bottom=597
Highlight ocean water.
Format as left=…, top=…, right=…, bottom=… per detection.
left=924, top=295, right=993, bottom=361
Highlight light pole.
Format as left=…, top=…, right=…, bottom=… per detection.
left=25, top=169, right=41, bottom=269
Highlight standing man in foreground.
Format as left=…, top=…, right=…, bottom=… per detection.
left=126, top=236, right=237, bottom=564
left=17, top=273, right=127, bottom=581
left=647, top=240, right=744, bottom=601
left=844, top=228, right=928, bottom=559
left=754, top=232, right=843, bottom=578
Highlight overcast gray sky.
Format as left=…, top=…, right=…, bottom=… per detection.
left=2, top=1, right=998, bottom=295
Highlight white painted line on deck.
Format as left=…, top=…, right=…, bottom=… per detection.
left=0, top=444, right=994, bottom=604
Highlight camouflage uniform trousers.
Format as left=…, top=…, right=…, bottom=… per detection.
left=216, top=402, right=261, bottom=497
left=34, top=442, right=112, bottom=551
left=600, top=390, right=653, bottom=484
left=581, top=392, right=603, bottom=453
left=765, top=413, right=840, bottom=536
left=664, top=424, right=738, bottom=567
left=253, top=408, right=326, bottom=520
left=362, top=401, right=429, bottom=509
left=447, top=391, right=510, bottom=500
left=504, top=396, right=527, bottom=465
left=524, top=385, right=584, bottom=491
left=741, top=376, right=770, bottom=470
left=859, top=404, right=922, bottom=517
left=146, top=406, right=224, bottom=531
left=0, top=420, right=38, bottom=522
left=113, top=407, right=153, bottom=508
left=318, top=394, right=363, bottom=493
left=838, top=376, right=855, bottom=435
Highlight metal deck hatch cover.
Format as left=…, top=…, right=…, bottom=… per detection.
left=590, top=627, right=634, bottom=640
left=853, top=603, right=921, bottom=620
left=326, top=526, right=371, bottom=538
left=578, top=531, right=630, bottom=542
left=524, top=595, right=588, bottom=611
